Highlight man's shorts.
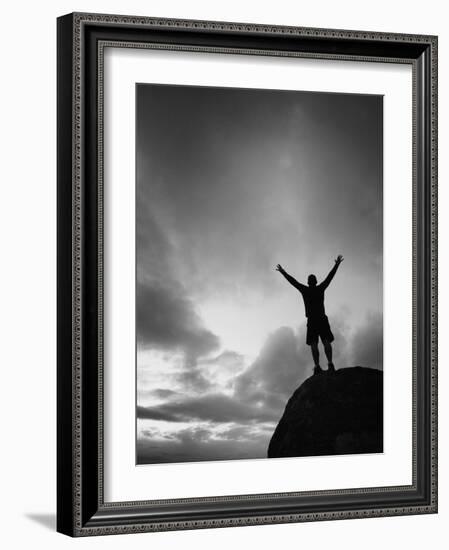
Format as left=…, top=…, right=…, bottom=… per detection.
left=306, top=315, right=334, bottom=345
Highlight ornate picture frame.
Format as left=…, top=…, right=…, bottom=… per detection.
left=57, top=12, right=437, bottom=536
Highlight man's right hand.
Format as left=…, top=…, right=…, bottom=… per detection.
left=276, top=264, right=284, bottom=273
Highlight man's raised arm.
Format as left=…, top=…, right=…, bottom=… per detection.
left=275, top=264, right=306, bottom=292
left=320, top=255, right=344, bottom=290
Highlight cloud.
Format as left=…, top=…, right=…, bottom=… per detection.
left=137, top=283, right=220, bottom=359
left=136, top=208, right=173, bottom=286
left=135, top=195, right=220, bottom=363
left=147, top=388, right=180, bottom=400
left=234, top=326, right=311, bottom=412
left=175, top=364, right=214, bottom=393
left=137, top=393, right=276, bottom=424
left=137, top=423, right=270, bottom=463
left=218, top=424, right=274, bottom=441
left=197, top=350, right=246, bottom=387
left=137, top=405, right=180, bottom=423
left=350, top=311, right=383, bottom=370
left=199, top=350, right=245, bottom=371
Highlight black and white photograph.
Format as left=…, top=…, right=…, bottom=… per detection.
left=136, top=83, right=383, bottom=465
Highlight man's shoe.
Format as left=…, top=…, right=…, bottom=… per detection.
left=313, top=365, right=323, bottom=375
left=328, top=363, right=336, bottom=373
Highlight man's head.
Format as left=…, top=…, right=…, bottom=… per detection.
left=308, top=274, right=317, bottom=287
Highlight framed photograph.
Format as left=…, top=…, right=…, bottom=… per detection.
left=57, top=12, right=438, bottom=536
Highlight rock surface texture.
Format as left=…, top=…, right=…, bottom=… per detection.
left=268, top=366, right=383, bottom=458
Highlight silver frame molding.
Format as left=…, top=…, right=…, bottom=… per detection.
left=57, top=12, right=438, bottom=537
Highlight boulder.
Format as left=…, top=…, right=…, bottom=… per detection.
left=268, top=366, right=383, bottom=458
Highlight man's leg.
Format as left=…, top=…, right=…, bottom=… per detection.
left=322, top=340, right=335, bottom=372
left=310, top=342, right=322, bottom=374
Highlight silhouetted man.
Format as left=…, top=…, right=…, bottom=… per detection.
left=276, top=255, right=344, bottom=375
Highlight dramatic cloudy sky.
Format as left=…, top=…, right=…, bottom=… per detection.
left=136, top=83, right=383, bottom=464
